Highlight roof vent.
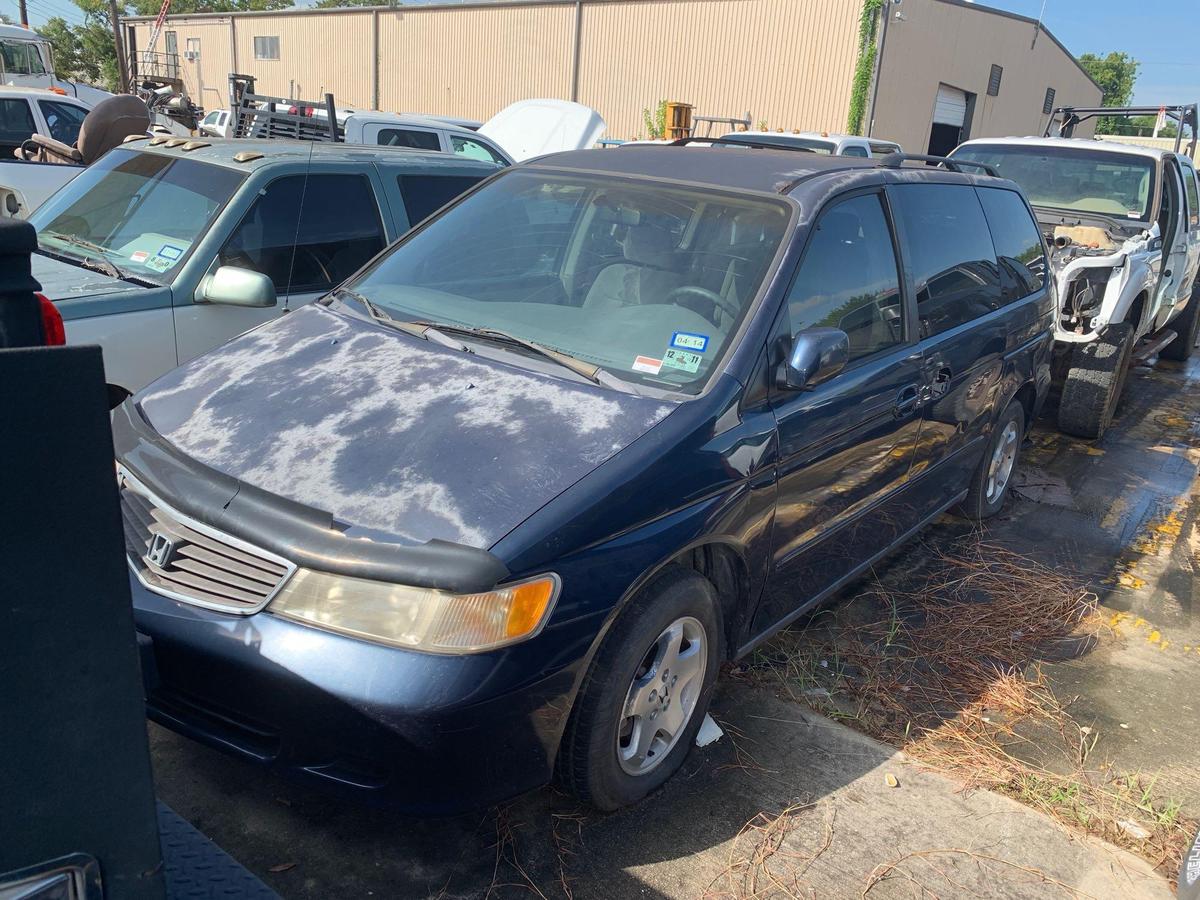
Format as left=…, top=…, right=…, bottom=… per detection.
left=164, top=138, right=188, bottom=148
left=147, top=136, right=169, bottom=146
left=232, top=150, right=264, bottom=163
left=181, top=140, right=211, bottom=152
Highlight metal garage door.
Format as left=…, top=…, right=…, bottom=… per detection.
left=933, top=84, right=968, bottom=127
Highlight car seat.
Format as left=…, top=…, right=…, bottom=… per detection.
left=583, top=222, right=684, bottom=309
left=16, top=95, right=151, bottom=166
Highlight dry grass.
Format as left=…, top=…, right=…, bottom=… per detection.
left=736, top=533, right=1196, bottom=877
left=704, top=801, right=832, bottom=900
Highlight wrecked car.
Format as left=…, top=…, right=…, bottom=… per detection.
left=115, top=147, right=1052, bottom=813
left=953, top=136, right=1200, bottom=438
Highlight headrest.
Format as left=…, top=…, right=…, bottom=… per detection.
left=78, top=95, right=152, bottom=165
left=624, top=223, right=674, bottom=266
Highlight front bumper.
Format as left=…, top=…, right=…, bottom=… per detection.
left=131, top=575, right=586, bottom=814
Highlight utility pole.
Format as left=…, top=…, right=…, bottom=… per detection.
left=109, top=0, right=129, bottom=93
left=18, top=0, right=28, bottom=26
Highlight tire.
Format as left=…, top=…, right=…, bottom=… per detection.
left=1057, top=323, right=1134, bottom=440
left=1159, top=284, right=1200, bottom=362
left=960, top=399, right=1024, bottom=520
left=558, top=566, right=721, bottom=811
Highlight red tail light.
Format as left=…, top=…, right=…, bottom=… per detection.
left=36, top=292, right=65, bottom=346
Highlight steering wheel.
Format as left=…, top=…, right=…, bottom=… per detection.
left=663, top=285, right=740, bottom=328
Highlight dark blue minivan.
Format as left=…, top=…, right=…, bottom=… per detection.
left=113, top=146, right=1053, bottom=812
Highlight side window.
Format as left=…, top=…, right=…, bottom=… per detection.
left=378, top=128, right=440, bottom=152
left=0, top=41, right=45, bottom=75
left=976, top=187, right=1046, bottom=304
left=220, top=173, right=385, bottom=294
left=38, top=101, right=88, bottom=146
left=397, top=174, right=485, bottom=227
left=786, top=193, right=904, bottom=362
left=201, top=110, right=220, bottom=126
left=841, top=145, right=869, bottom=158
left=450, top=135, right=507, bottom=166
left=0, top=99, right=36, bottom=155
left=1182, top=161, right=1200, bottom=229
left=890, top=184, right=1001, bottom=338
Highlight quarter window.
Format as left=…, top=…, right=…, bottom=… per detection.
left=786, top=193, right=904, bottom=361
left=220, top=173, right=385, bottom=294
left=890, top=183, right=1001, bottom=338
left=253, top=36, right=280, bottom=60
left=976, top=187, right=1046, bottom=303
left=38, top=100, right=88, bottom=146
left=378, top=128, right=440, bottom=151
left=840, top=145, right=869, bottom=158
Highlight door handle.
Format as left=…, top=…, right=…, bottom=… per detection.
left=931, top=365, right=953, bottom=398
left=895, top=385, right=920, bottom=418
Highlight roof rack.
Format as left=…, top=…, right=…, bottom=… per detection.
left=668, top=136, right=814, bottom=153
left=1046, top=104, right=1198, bottom=156
left=876, top=152, right=999, bottom=178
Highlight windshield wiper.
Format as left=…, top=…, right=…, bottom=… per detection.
left=41, top=232, right=131, bottom=281
left=411, top=321, right=634, bottom=392
left=333, top=289, right=470, bottom=352
left=333, top=289, right=636, bottom=393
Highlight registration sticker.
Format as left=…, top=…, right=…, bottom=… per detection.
left=157, top=244, right=183, bottom=260
left=662, top=347, right=703, bottom=374
left=129, top=250, right=149, bottom=263
left=631, top=355, right=663, bottom=375
left=145, top=255, right=172, bottom=272
left=671, top=331, right=709, bottom=352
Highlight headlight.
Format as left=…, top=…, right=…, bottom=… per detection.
left=269, top=569, right=560, bottom=653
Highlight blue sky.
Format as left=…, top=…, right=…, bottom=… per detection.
left=969, top=0, right=1198, bottom=105
left=7, top=0, right=1197, bottom=106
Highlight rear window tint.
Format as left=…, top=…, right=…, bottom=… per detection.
left=379, top=128, right=440, bottom=151
left=397, top=174, right=484, bottom=227
left=890, top=183, right=1002, bottom=338
left=976, top=187, right=1046, bottom=304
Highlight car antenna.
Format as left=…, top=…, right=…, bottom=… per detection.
left=281, top=141, right=315, bottom=313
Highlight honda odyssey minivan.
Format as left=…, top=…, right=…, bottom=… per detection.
left=114, top=146, right=1053, bottom=812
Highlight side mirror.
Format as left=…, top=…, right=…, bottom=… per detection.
left=200, top=266, right=276, bottom=308
left=777, top=327, right=849, bottom=390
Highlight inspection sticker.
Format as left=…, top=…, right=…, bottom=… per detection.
left=671, top=331, right=709, bottom=352
left=157, top=244, right=184, bottom=260
left=129, top=251, right=149, bottom=263
left=663, top=347, right=703, bottom=374
left=145, top=256, right=172, bottom=273
left=631, top=355, right=663, bottom=374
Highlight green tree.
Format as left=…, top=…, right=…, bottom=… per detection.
left=1077, top=51, right=1140, bottom=133
left=314, top=0, right=389, bottom=7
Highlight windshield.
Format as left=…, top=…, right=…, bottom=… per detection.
left=0, top=39, right=48, bottom=75
left=348, top=170, right=790, bottom=393
left=953, top=144, right=1156, bottom=221
left=30, top=149, right=244, bottom=281
left=721, top=134, right=835, bottom=154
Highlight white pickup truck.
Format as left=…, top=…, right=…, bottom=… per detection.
left=0, top=86, right=91, bottom=218
left=953, top=132, right=1200, bottom=438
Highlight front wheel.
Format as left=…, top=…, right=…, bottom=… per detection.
left=1057, top=323, right=1134, bottom=439
left=960, top=399, right=1024, bottom=520
left=557, top=567, right=721, bottom=811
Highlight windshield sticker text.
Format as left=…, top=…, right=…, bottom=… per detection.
left=632, top=355, right=663, bottom=375
left=158, top=244, right=184, bottom=260
left=662, top=348, right=702, bottom=374
left=145, top=256, right=172, bottom=273
left=671, top=332, right=709, bottom=352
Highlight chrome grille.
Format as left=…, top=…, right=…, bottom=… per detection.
left=119, top=472, right=294, bottom=614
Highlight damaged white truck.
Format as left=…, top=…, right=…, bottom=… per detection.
left=953, top=104, right=1200, bottom=438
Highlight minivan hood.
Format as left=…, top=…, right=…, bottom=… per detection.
left=136, top=304, right=675, bottom=550
left=478, top=99, right=606, bottom=162
left=32, top=251, right=140, bottom=300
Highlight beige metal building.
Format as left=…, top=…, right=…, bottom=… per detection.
left=127, top=0, right=1101, bottom=150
